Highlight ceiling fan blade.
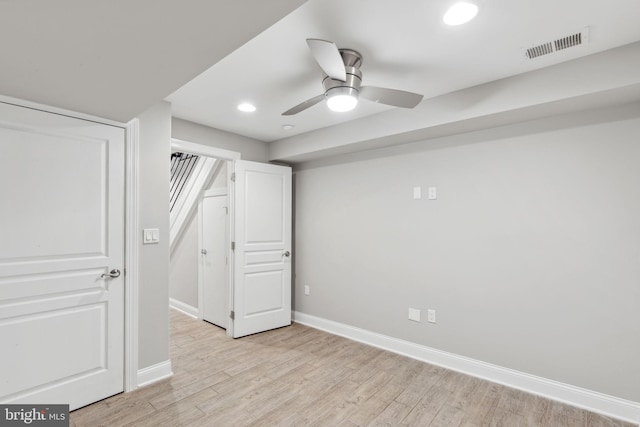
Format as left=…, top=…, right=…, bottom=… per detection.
left=360, top=86, right=424, bottom=108
left=306, top=39, right=346, bottom=81
left=282, top=94, right=325, bottom=116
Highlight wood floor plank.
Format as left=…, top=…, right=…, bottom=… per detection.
left=123, top=388, right=215, bottom=427
left=347, top=381, right=405, bottom=426
left=368, top=400, right=414, bottom=427
left=429, top=403, right=467, bottom=427
left=68, top=310, right=637, bottom=427
left=458, top=381, right=503, bottom=426
left=147, top=371, right=226, bottom=410
left=401, top=385, right=452, bottom=426
left=489, top=408, right=526, bottom=427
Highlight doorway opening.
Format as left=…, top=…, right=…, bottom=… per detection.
left=167, top=138, right=293, bottom=339
left=168, top=139, right=239, bottom=337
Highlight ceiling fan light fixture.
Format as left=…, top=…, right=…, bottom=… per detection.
left=443, top=2, right=478, bottom=26
left=326, top=87, right=359, bottom=112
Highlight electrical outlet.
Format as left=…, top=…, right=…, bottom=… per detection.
left=408, top=308, right=421, bottom=322
left=428, top=187, right=437, bottom=200
left=304, top=285, right=310, bottom=296
left=427, top=309, right=436, bottom=323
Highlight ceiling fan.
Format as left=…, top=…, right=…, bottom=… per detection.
left=282, top=39, right=424, bottom=116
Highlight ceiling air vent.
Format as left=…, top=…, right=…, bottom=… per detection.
left=526, top=42, right=554, bottom=59
left=525, top=27, right=589, bottom=59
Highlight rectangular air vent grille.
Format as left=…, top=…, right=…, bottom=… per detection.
left=525, top=27, right=589, bottom=59
left=555, top=32, right=582, bottom=51
left=526, top=42, right=554, bottom=59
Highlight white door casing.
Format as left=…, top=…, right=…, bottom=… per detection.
left=201, top=193, right=229, bottom=329
left=232, top=160, right=292, bottom=338
left=0, top=102, right=125, bottom=409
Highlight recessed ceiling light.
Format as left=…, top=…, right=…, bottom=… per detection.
left=282, top=124, right=295, bottom=131
left=237, top=103, right=256, bottom=112
left=443, top=2, right=478, bottom=26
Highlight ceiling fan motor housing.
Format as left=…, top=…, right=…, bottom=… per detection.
left=322, top=48, right=363, bottom=98
left=322, top=67, right=361, bottom=98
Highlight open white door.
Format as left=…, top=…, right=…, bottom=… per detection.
left=0, top=102, right=124, bottom=409
left=231, top=160, right=291, bottom=338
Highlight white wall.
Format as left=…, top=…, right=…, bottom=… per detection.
left=169, top=214, right=199, bottom=309
left=208, top=161, right=228, bottom=191
left=137, top=101, right=171, bottom=369
left=172, top=117, right=269, bottom=162
left=293, top=102, right=640, bottom=403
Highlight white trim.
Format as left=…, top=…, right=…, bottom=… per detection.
left=169, top=298, right=198, bottom=319
left=124, top=118, right=140, bottom=392
left=226, top=162, right=235, bottom=338
left=171, top=138, right=241, bottom=160
left=136, top=360, right=173, bottom=388
left=0, top=95, right=126, bottom=128
left=197, top=199, right=205, bottom=320
left=293, top=311, right=640, bottom=424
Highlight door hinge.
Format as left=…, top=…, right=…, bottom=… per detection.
left=230, top=310, right=235, bottom=320
left=231, top=241, right=235, bottom=251
left=231, top=172, right=236, bottom=182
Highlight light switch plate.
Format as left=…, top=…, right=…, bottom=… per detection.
left=427, top=309, right=436, bottom=323
left=413, top=186, right=421, bottom=199
left=408, top=308, right=421, bottom=322
left=143, top=228, right=160, bottom=244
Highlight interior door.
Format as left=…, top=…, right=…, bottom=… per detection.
left=202, top=194, right=229, bottom=329
left=231, top=160, right=292, bottom=338
left=0, top=102, right=125, bottom=410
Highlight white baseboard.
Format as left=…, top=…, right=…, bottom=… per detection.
left=293, top=311, right=640, bottom=425
left=137, top=360, right=173, bottom=388
left=169, top=298, right=198, bottom=319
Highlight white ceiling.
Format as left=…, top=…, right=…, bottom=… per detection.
left=0, top=0, right=306, bottom=122
left=167, top=0, right=640, bottom=143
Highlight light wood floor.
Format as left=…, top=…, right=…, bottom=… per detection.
left=71, top=309, right=636, bottom=427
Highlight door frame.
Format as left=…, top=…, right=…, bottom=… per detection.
left=171, top=138, right=240, bottom=338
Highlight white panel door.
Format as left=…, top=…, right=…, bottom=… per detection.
left=232, top=160, right=291, bottom=338
left=202, top=194, right=228, bottom=329
left=0, top=102, right=125, bottom=410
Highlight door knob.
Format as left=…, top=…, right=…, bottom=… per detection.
left=282, top=251, right=291, bottom=258
left=101, top=269, right=121, bottom=279
left=201, top=249, right=208, bottom=255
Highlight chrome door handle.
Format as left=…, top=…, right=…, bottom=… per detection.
left=101, top=269, right=121, bottom=279
left=282, top=251, right=290, bottom=258
left=201, top=249, right=208, bottom=255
